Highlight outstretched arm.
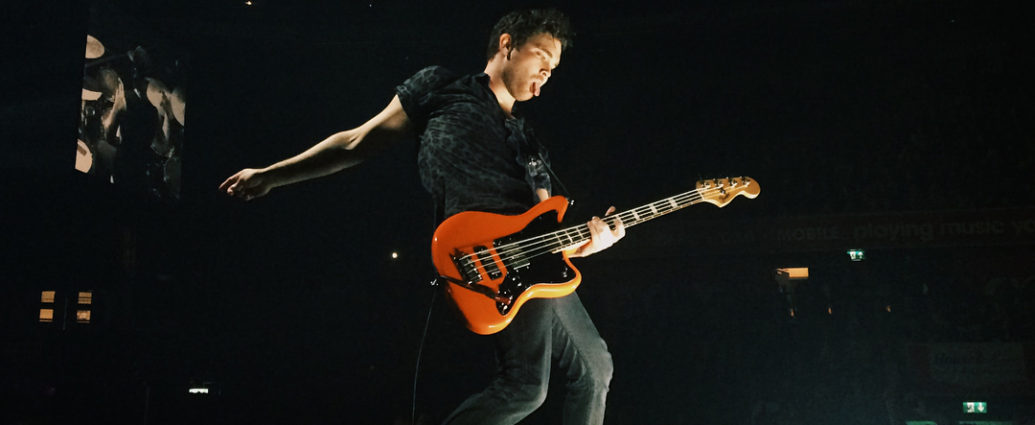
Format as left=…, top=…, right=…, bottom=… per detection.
left=219, top=95, right=411, bottom=200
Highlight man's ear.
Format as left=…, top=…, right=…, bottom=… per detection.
left=498, top=33, right=513, bottom=60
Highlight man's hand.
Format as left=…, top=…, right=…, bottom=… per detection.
left=570, top=206, right=626, bottom=257
left=219, top=168, right=272, bottom=201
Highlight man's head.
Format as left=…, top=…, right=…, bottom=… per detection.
left=485, top=9, right=573, bottom=63
left=485, top=9, right=573, bottom=102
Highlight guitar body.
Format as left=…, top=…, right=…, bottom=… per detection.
left=431, top=176, right=760, bottom=335
left=432, top=196, right=581, bottom=335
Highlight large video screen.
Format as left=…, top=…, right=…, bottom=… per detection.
left=76, top=3, right=186, bottom=201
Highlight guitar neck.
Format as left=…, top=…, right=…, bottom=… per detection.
left=546, top=187, right=708, bottom=252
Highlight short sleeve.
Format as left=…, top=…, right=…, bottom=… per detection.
left=394, top=66, right=458, bottom=125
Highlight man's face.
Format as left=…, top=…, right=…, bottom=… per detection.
left=501, top=32, right=562, bottom=102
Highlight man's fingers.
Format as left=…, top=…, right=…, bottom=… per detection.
left=218, top=175, right=236, bottom=192
left=612, top=215, right=625, bottom=236
left=605, top=206, right=616, bottom=215
left=614, top=217, right=627, bottom=238
left=589, top=217, right=603, bottom=236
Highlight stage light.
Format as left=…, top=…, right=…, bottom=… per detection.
left=188, top=388, right=209, bottom=394
left=78, top=291, right=93, bottom=305
left=846, top=249, right=865, bottom=261
left=40, top=291, right=56, bottom=323
left=76, top=310, right=91, bottom=324
left=776, top=267, right=808, bottom=280
left=963, top=401, right=988, bottom=414
left=391, top=251, right=399, bottom=259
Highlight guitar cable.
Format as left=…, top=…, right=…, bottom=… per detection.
left=411, top=278, right=439, bottom=425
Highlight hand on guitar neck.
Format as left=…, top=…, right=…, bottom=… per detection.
left=534, top=189, right=626, bottom=258
left=568, top=206, right=626, bottom=258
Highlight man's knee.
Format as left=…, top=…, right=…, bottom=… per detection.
left=576, top=347, right=613, bottom=389
left=590, top=349, right=614, bottom=387
left=511, top=381, right=550, bottom=411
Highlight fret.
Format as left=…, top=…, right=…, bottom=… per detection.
left=667, top=197, right=678, bottom=209
left=656, top=201, right=671, bottom=213
left=566, top=227, right=581, bottom=245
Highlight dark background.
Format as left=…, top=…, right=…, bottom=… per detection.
left=2, top=1, right=1034, bottom=424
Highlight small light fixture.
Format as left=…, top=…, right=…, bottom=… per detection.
left=846, top=249, right=865, bottom=261
left=188, top=380, right=218, bottom=396
left=391, top=251, right=399, bottom=259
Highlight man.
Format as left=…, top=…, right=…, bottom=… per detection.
left=220, top=9, right=623, bottom=424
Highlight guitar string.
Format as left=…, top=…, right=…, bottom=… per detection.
left=494, top=186, right=715, bottom=253
left=462, top=193, right=692, bottom=266
left=457, top=185, right=734, bottom=271
left=469, top=186, right=718, bottom=265
left=486, top=192, right=704, bottom=264
left=457, top=183, right=740, bottom=271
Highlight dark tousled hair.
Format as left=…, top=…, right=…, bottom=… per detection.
left=485, top=8, right=574, bottom=62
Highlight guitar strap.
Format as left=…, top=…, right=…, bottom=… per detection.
left=524, top=127, right=575, bottom=206
left=539, top=153, right=574, bottom=207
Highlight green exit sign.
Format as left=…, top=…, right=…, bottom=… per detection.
left=846, top=249, right=866, bottom=261
left=963, top=401, right=988, bottom=414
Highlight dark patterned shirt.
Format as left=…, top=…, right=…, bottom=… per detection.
left=396, top=66, right=552, bottom=221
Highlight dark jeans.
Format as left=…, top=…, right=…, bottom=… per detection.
left=442, top=292, right=613, bottom=425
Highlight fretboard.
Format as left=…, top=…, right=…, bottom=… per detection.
left=538, top=187, right=707, bottom=254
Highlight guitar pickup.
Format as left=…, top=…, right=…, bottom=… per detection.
left=495, top=238, right=530, bottom=271
left=474, top=245, right=503, bottom=280
left=452, top=253, right=482, bottom=284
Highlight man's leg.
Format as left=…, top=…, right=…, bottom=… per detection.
left=442, top=298, right=555, bottom=425
left=552, top=293, right=613, bottom=425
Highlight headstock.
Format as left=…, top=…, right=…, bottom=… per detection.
left=696, top=176, right=760, bottom=207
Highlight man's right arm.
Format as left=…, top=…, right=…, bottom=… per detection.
left=219, top=95, right=411, bottom=200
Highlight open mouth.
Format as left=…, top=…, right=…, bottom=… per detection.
left=530, top=80, right=543, bottom=97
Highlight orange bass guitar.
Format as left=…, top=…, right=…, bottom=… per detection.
left=431, top=177, right=760, bottom=335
